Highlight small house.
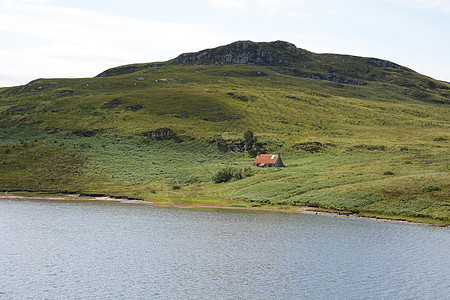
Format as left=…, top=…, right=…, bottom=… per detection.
left=253, top=152, right=285, bottom=168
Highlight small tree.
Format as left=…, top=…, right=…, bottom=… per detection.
left=212, top=167, right=234, bottom=183
left=212, top=134, right=229, bottom=152
left=243, top=129, right=256, bottom=150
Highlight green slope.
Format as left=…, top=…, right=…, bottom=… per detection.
left=0, top=41, right=449, bottom=225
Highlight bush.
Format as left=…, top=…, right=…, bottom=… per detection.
left=243, top=129, right=256, bottom=150
left=213, top=167, right=234, bottom=183
left=383, top=171, right=394, bottom=175
left=293, top=141, right=326, bottom=153
left=248, top=148, right=260, bottom=158
left=422, top=185, right=441, bottom=193
left=211, top=134, right=229, bottom=152
left=231, top=167, right=253, bottom=180
left=213, top=166, right=254, bottom=183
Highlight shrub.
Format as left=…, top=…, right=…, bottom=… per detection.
left=243, top=129, right=256, bottom=150
left=212, top=134, right=229, bottom=152
left=231, top=167, right=253, bottom=180
left=213, top=167, right=234, bottom=183
left=383, top=171, right=394, bottom=175
left=293, top=141, right=328, bottom=153
left=248, top=149, right=260, bottom=158
left=4, top=148, right=11, bottom=154
left=227, top=92, right=256, bottom=102
left=172, top=184, right=181, bottom=190
left=422, top=185, right=441, bottom=193
left=213, top=166, right=254, bottom=183
left=351, top=144, right=387, bottom=151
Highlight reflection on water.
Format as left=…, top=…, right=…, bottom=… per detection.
left=0, top=199, right=449, bottom=299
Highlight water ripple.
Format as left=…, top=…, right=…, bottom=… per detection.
left=0, top=199, right=448, bottom=299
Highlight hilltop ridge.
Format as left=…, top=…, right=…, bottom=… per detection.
left=173, top=40, right=306, bottom=66
left=96, top=40, right=449, bottom=103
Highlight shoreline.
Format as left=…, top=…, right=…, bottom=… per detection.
left=1, top=193, right=448, bottom=227
left=295, top=207, right=445, bottom=227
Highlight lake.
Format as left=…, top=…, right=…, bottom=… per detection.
left=0, top=199, right=449, bottom=299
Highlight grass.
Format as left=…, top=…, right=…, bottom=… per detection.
left=0, top=56, right=449, bottom=225
left=1, top=129, right=447, bottom=224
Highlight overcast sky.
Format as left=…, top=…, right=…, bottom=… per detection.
left=1, top=0, right=449, bottom=87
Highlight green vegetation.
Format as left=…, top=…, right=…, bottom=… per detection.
left=422, top=185, right=441, bottom=193
left=0, top=41, right=449, bottom=225
left=213, top=166, right=253, bottom=183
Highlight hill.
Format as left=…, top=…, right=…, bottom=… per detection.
left=1, top=40, right=449, bottom=225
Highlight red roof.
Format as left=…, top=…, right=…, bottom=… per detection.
left=253, top=154, right=278, bottom=164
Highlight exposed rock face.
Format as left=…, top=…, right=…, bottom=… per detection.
left=174, top=40, right=305, bottom=66
left=96, top=40, right=443, bottom=89
left=281, top=69, right=366, bottom=85
left=96, top=63, right=163, bottom=78
left=142, top=128, right=181, bottom=142
left=173, top=40, right=368, bottom=85
left=15, top=81, right=59, bottom=94
left=100, top=98, right=123, bottom=109
left=300, top=73, right=365, bottom=85
left=369, top=58, right=401, bottom=69
left=72, top=129, right=102, bottom=137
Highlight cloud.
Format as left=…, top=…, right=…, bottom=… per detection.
left=209, top=0, right=306, bottom=14
left=0, top=0, right=234, bottom=86
left=255, top=0, right=305, bottom=5
left=15, top=0, right=52, bottom=4
left=324, top=10, right=339, bottom=16
left=288, top=11, right=310, bottom=18
left=255, top=0, right=307, bottom=13
left=209, top=0, right=246, bottom=13
left=384, top=0, right=450, bottom=14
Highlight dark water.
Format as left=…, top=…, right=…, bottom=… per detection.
left=0, top=199, right=449, bottom=299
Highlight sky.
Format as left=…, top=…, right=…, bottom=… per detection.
left=1, top=0, right=449, bottom=87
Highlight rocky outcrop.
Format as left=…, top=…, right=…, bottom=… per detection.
left=94, top=40, right=446, bottom=90
left=368, top=58, right=402, bottom=69
left=142, top=128, right=181, bottom=142
left=173, top=41, right=369, bottom=85
left=300, top=72, right=365, bottom=85
left=15, top=81, right=59, bottom=94
left=173, top=40, right=306, bottom=66
left=96, top=63, right=163, bottom=78
left=281, top=69, right=366, bottom=85
left=100, top=98, right=123, bottom=109
left=72, top=129, right=102, bottom=137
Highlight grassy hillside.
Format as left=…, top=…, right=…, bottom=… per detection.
left=1, top=41, right=449, bottom=225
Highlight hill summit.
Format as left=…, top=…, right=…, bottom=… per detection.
left=173, top=40, right=306, bottom=66
left=96, top=40, right=448, bottom=100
